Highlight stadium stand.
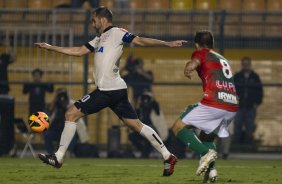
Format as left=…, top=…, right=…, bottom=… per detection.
left=265, top=0, right=281, bottom=37
left=4, top=0, right=27, bottom=8
left=195, top=0, right=217, bottom=10
left=171, top=0, right=194, bottom=10
left=147, top=0, right=170, bottom=10
left=100, top=0, right=115, bottom=10
left=266, top=0, right=282, bottom=11
left=27, top=0, right=52, bottom=9
left=52, top=0, right=71, bottom=8
left=218, top=0, right=242, bottom=36
left=240, top=0, right=266, bottom=37
left=0, top=0, right=4, bottom=8
left=129, top=0, right=146, bottom=9
left=218, top=0, right=242, bottom=10
left=242, top=0, right=265, bottom=10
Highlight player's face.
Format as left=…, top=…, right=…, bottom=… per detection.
left=32, top=73, right=42, bottom=82
left=91, top=14, right=102, bottom=35
left=242, top=60, right=252, bottom=71
left=194, top=43, right=200, bottom=50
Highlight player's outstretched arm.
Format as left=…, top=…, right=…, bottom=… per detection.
left=184, top=59, right=200, bottom=79
left=132, top=37, right=187, bottom=47
left=34, top=42, right=90, bottom=57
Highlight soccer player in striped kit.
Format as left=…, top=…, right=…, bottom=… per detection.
left=172, top=30, right=239, bottom=183
left=35, top=7, right=186, bottom=176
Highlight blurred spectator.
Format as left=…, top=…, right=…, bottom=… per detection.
left=115, top=0, right=129, bottom=9
left=122, top=56, right=153, bottom=107
left=128, top=92, right=166, bottom=158
left=0, top=51, right=15, bottom=95
left=44, top=88, right=76, bottom=154
left=233, top=57, right=263, bottom=145
left=217, top=121, right=234, bottom=159
left=23, top=68, right=54, bottom=115
left=71, top=0, right=99, bottom=8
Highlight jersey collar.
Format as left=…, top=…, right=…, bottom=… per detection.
left=103, top=26, right=115, bottom=33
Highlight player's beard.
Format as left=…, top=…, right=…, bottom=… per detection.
left=95, top=28, right=101, bottom=36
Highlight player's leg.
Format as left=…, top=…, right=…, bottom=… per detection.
left=199, top=131, right=217, bottom=168
left=199, top=131, right=218, bottom=183
left=233, top=109, right=244, bottom=144
left=123, top=118, right=172, bottom=159
left=172, top=104, right=218, bottom=175
left=110, top=89, right=176, bottom=176
left=122, top=118, right=177, bottom=176
left=172, top=119, right=210, bottom=155
left=128, top=132, right=151, bottom=158
left=245, top=107, right=256, bottom=144
left=38, top=89, right=111, bottom=168
left=38, top=105, right=84, bottom=168
left=53, top=105, right=84, bottom=163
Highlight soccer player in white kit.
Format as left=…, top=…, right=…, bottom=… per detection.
left=35, top=7, right=186, bottom=176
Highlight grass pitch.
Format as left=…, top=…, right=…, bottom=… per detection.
left=0, top=158, right=281, bottom=184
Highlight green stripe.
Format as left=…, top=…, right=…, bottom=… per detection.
left=179, top=103, right=199, bottom=120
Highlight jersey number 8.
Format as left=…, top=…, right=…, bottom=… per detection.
left=219, top=59, right=233, bottom=79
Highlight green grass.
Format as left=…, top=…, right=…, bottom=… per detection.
left=0, top=158, right=281, bottom=184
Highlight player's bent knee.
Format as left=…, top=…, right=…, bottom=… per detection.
left=172, top=119, right=186, bottom=135
left=65, top=111, right=76, bottom=122
left=65, top=105, right=84, bottom=122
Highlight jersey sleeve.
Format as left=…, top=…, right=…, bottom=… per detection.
left=84, top=37, right=99, bottom=52
left=115, top=28, right=136, bottom=44
left=191, top=50, right=205, bottom=63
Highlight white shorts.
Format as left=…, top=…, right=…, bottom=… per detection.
left=180, top=103, right=236, bottom=138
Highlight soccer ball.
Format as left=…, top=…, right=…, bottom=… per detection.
left=28, top=112, right=49, bottom=133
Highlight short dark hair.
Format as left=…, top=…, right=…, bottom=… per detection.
left=32, top=68, right=43, bottom=76
left=93, top=7, right=113, bottom=22
left=241, top=56, right=252, bottom=64
left=194, top=30, right=214, bottom=49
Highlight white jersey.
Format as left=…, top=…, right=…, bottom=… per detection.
left=85, top=26, right=136, bottom=91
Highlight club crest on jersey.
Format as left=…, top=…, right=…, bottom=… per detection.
left=96, top=47, right=104, bottom=53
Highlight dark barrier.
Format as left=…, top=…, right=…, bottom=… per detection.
left=0, top=95, right=15, bottom=156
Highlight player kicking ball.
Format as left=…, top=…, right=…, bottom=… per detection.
left=171, top=30, right=238, bottom=183
left=35, top=7, right=186, bottom=176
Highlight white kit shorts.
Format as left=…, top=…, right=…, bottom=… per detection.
left=180, top=103, right=236, bottom=138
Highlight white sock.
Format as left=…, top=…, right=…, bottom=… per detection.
left=140, top=125, right=171, bottom=160
left=55, top=121, right=77, bottom=163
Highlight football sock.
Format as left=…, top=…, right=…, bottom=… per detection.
left=140, top=125, right=171, bottom=160
left=203, top=141, right=216, bottom=169
left=176, top=128, right=209, bottom=155
left=55, top=121, right=77, bottom=163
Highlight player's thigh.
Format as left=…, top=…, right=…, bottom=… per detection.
left=65, top=104, right=85, bottom=122
left=109, top=91, right=140, bottom=130
left=74, top=89, right=111, bottom=115
left=180, top=103, right=225, bottom=134
left=110, top=89, right=138, bottom=120
left=172, top=118, right=192, bottom=135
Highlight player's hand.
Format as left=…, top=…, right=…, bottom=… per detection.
left=184, top=70, right=192, bottom=79
left=34, top=42, right=52, bottom=50
left=166, top=40, right=187, bottom=47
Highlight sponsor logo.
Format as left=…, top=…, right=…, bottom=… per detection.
left=96, top=47, right=104, bottom=53
left=101, top=34, right=110, bottom=42
left=216, top=80, right=236, bottom=93
left=218, top=92, right=238, bottom=104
